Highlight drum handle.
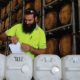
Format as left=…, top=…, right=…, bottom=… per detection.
left=66, top=67, right=80, bottom=71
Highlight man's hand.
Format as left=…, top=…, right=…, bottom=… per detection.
left=8, top=36, right=19, bottom=44
left=21, top=43, right=46, bottom=55
left=21, top=43, right=31, bottom=51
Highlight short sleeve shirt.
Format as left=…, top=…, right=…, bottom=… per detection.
left=5, top=23, right=46, bottom=59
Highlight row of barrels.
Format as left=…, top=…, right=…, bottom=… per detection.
left=1, top=0, right=41, bottom=18
left=46, top=35, right=80, bottom=57
left=0, top=40, right=6, bottom=46
left=1, top=8, right=22, bottom=31
left=1, top=8, right=40, bottom=31
left=45, top=4, right=72, bottom=30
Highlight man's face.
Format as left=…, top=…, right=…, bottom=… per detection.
left=23, top=14, right=37, bottom=33
left=24, top=14, right=34, bottom=26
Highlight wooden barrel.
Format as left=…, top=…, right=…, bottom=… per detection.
left=34, top=0, right=41, bottom=11
left=6, top=3, right=9, bottom=14
left=46, top=0, right=53, bottom=4
left=2, top=7, right=6, bottom=17
left=0, top=51, right=4, bottom=54
left=59, top=35, right=72, bottom=56
left=5, top=18, right=8, bottom=29
left=36, top=18, right=40, bottom=26
left=45, top=11, right=57, bottom=30
left=12, top=0, right=18, bottom=9
left=3, top=51, right=5, bottom=55
left=3, top=42, right=6, bottom=45
left=0, top=40, right=2, bottom=46
left=18, top=0, right=22, bottom=4
left=1, top=21, right=5, bottom=31
left=46, top=38, right=59, bottom=54
left=59, top=4, right=72, bottom=25
left=11, top=13, right=17, bottom=25
left=17, top=9, right=22, bottom=22
left=25, top=3, right=34, bottom=10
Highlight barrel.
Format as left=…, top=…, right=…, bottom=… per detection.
left=0, top=51, right=5, bottom=55
left=36, top=18, right=40, bottom=26
left=18, top=0, right=22, bottom=4
left=25, top=3, right=34, bottom=10
left=45, top=11, right=58, bottom=30
left=59, top=4, right=72, bottom=25
left=59, top=35, right=72, bottom=56
left=3, top=42, right=6, bottom=45
left=1, top=21, right=5, bottom=31
left=11, top=13, right=17, bottom=25
left=12, top=0, right=18, bottom=9
left=3, top=51, right=5, bottom=55
left=46, top=0, right=53, bottom=4
left=5, top=18, right=8, bottom=29
left=6, top=3, right=9, bottom=14
left=34, top=0, right=41, bottom=11
left=0, top=51, right=4, bottom=54
left=2, top=7, right=6, bottom=17
left=17, top=9, right=22, bottom=22
left=0, top=40, right=2, bottom=46
left=46, top=38, right=59, bottom=54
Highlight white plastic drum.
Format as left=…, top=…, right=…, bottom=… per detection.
left=33, top=54, right=61, bottom=80
left=5, top=54, right=33, bottom=80
left=62, top=55, right=80, bottom=80
left=0, top=54, right=5, bottom=80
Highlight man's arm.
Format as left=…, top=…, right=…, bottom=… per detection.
left=21, top=43, right=46, bottom=55
left=0, top=32, right=7, bottom=41
left=30, top=46, right=46, bottom=55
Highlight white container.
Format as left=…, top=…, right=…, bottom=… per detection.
left=5, top=54, right=33, bottom=80
left=0, top=54, right=5, bottom=80
left=33, top=54, right=61, bottom=80
left=62, top=55, right=80, bottom=80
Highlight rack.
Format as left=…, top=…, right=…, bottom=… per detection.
left=42, top=0, right=77, bottom=55
left=78, top=0, right=80, bottom=35
left=0, top=1, right=11, bottom=55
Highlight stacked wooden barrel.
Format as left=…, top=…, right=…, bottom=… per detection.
left=46, top=38, right=59, bottom=55
left=1, top=7, right=6, bottom=17
left=12, top=0, right=18, bottom=9
left=59, top=35, right=72, bottom=56
left=36, top=18, right=40, bottom=26
left=45, top=11, right=58, bottom=30
left=5, top=18, right=8, bottom=29
left=11, top=13, right=17, bottom=25
left=0, top=40, right=2, bottom=46
left=6, top=3, right=9, bottom=14
left=59, top=4, right=72, bottom=24
left=1, top=21, right=5, bottom=31
left=25, top=3, right=34, bottom=10
left=18, top=0, right=22, bottom=4
left=45, top=0, right=53, bottom=4
left=34, top=0, right=41, bottom=11
left=17, top=9, right=22, bottom=22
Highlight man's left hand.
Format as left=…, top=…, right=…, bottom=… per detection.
left=21, top=43, right=31, bottom=51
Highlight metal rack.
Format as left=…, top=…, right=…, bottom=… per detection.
left=78, top=0, right=80, bottom=35
left=0, top=1, right=11, bottom=55
left=42, top=0, right=77, bottom=55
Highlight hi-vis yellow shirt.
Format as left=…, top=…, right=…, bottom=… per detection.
left=5, top=23, right=46, bottom=59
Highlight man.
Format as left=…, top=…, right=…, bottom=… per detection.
left=0, top=8, right=46, bottom=59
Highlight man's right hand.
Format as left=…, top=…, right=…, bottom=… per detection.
left=8, top=36, right=19, bottom=44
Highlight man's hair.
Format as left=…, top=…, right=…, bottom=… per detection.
left=24, top=8, right=37, bottom=18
